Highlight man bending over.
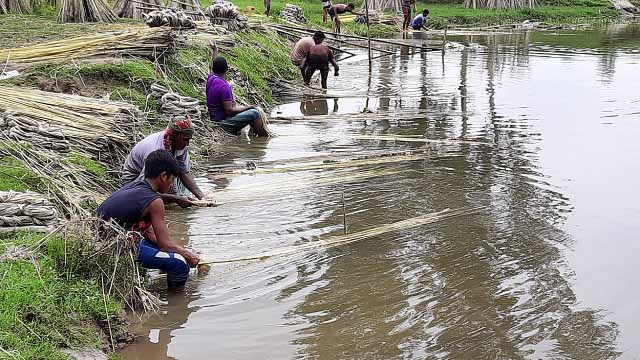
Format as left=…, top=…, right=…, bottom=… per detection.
left=99, top=149, right=200, bottom=291
left=122, top=117, right=204, bottom=207
left=411, top=9, right=429, bottom=31
left=303, top=33, right=339, bottom=89
left=290, top=31, right=326, bottom=79
left=328, top=3, right=363, bottom=33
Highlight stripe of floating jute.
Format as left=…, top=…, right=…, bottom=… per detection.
left=197, top=206, right=486, bottom=268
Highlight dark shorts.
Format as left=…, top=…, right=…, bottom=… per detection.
left=328, top=7, right=336, bottom=19
left=216, top=109, right=261, bottom=135
left=307, top=64, right=330, bottom=72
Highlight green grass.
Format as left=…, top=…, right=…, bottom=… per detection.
left=426, top=2, right=618, bottom=28
left=0, top=232, right=122, bottom=360
left=0, top=157, right=43, bottom=192
left=67, top=153, right=108, bottom=179
left=227, top=31, right=298, bottom=103
left=203, top=0, right=618, bottom=34
left=0, top=13, right=138, bottom=49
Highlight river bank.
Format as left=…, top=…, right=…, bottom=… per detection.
left=0, top=17, right=297, bottom=358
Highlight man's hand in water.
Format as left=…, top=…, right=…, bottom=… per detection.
left=176, top=196, right=195, bottom=208
left=183, top=250, right=200, bottom=268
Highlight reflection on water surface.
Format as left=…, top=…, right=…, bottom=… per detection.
left=121, top=24, right=640, bottom=360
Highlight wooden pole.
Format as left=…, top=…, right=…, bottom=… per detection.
left=365, top=0, right=372, bottom=71
left=442, top=26, right=447, bottom=56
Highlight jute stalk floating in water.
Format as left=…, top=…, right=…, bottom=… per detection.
left=198, top=206, right=487, bottom=267
left=206, top=168, right=407, bottom=206
left=0, top=28, right=182, bottom=71
left=57, top=0, right=118, bottom=23
left=248, top=108, right=275, bottom=137
left=235, top=153, right=426, bottom=174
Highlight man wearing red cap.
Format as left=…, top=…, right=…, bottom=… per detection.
left=121, top=117, right=205, bottom=207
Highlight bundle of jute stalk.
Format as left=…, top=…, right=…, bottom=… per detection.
left=0, top=28, right=183, bottom=71
left=114, top=0, right=163, bottom=19
left=57, top=0, right=117, bottom=23
left=0, top=137, right=113, bottom=215
left=0, top=85, right=145, bottom=175
left=0, top=0, right=32, bottom=14
left=0, top=191, right=59, bottom=233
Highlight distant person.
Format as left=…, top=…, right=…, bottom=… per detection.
left=328, top=3, right=364, bottom=33
left=401, top=0, right=412, bottom=31
left=99, top=150, right=200, bottom=291
left=322, top=0, right=332, bottom=22
left=206, top=56, right=270, bottom=136
left=121, top=117, right=204, bottom=207
left=411, top=9, right=429, bottom=31
left=303, top=33, right=339, bottom=89
left=290, top=31, right=326, bottom=79
left=264, top=0, right=271, bottom=16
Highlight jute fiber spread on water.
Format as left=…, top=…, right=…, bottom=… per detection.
left=198, top=206, right=486, bottom=266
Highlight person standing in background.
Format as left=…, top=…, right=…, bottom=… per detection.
left=264, top=0, right=271, bottom=16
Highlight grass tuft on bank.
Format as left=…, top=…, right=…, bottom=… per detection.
left=0, top=232, right=123, bottom=360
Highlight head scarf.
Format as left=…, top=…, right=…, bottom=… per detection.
left=164, top=116, right=195, bottom=150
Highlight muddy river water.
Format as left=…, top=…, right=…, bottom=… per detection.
left=121, top=24, right=640, bottom=359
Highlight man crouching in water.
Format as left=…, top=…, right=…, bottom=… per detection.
left=98, top=149, right=200, bottom=291
left=302, top=31, right=339, bottom=90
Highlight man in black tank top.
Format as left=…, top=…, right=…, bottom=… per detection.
left=98, top=150, right=200, bottom=290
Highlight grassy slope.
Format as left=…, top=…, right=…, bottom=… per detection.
left=203, top=0, right=618, bottom=33
left=0, top=233, right=122, bottom=359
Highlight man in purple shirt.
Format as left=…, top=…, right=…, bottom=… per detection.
left=206, top=56, right=270, bottom=137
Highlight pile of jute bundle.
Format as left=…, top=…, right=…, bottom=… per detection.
left=57, top=0, right=118, bottom=23
left=0, top=111, right=70, bottom=152
left=0, top=86, right=141, bottom=159
left=113, top=0, right=163, bottom=19
left=280, top=4, right=307, bottom=24
left=0, top=0, right=32, bottom=14
left=144, top=9, right=197, bottom=28
left=149, top=83, right=202, bottom=120
left=205, top=0, right=248, bottom=31
left=169, top=0, right=205, bottom=20
left=0, top=191, right=59, bottom=233
left=0, top=28, right=183, bottom=72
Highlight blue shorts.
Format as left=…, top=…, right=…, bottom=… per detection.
left=218, top=109, right=261, bottom=135
left=138, top=239, right=190, bottom=289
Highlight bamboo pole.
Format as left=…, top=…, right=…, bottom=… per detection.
left=271, top=24, right=394, bottom=55
left=271, top=23, right=443, bottom=52
left=272, top=28, right=358, bottom=56
left=365, top=0, right=372, bottom=71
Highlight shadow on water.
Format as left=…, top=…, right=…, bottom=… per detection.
left=121, top=23, right=640, bottom=359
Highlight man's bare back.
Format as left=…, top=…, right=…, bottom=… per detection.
left=303, top=44, right=339, bottom=89
left=306, top=44, right=332, bottom=70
